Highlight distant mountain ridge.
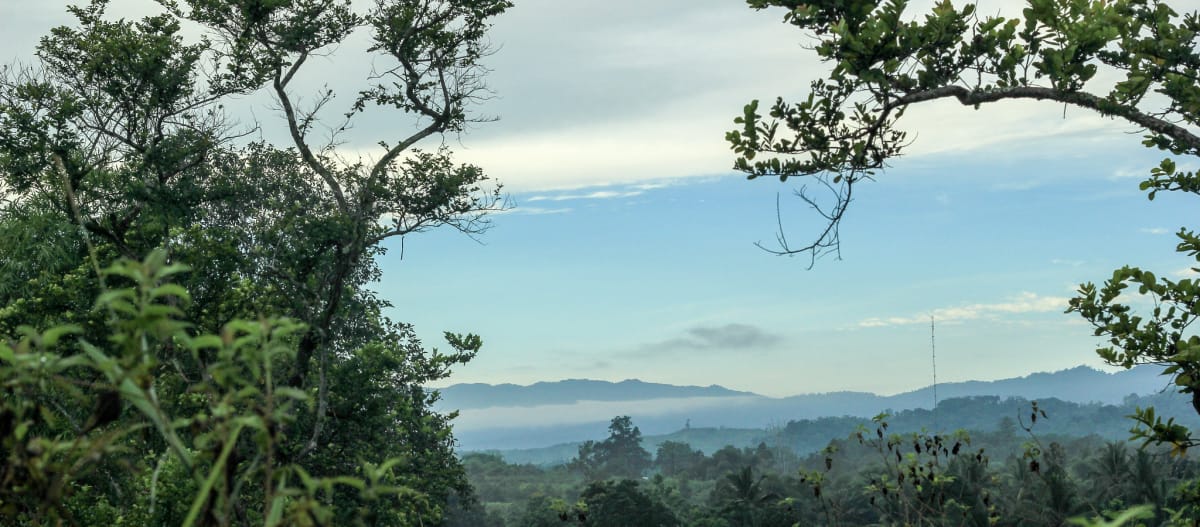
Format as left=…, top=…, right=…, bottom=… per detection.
left=437, top=365, right=1169, bottom=411
left=764, top=364, right=1171, bottom=418
left=436, top=365, right=1174, bottom=452
left=437, top=378, right=759, bottom=410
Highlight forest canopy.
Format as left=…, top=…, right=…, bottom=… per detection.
left=0, top=0, right=508, bottom=525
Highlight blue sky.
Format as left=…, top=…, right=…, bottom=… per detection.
left=5, top=0, right=1199, bottom=396
left=383, top=139, right=1194, bottom=396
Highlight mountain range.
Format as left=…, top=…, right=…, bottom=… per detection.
left=437, top=378, right=755, bottom=410
left=434, top=365, right=1175, bottom=452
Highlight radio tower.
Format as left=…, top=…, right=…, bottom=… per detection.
left=931, top=315, right=939, bottom=431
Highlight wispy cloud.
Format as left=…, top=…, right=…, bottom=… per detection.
left=1050, top=258, right=1084, bottom=267
left=1112, top=162, right=1199, bottom=181
left=1140, top=227, right=1170, bottom=235
left=526, top=190, right=644, bottom=202
left=635, top=323, right=784, bottom=355
left=511, top=206, right=573, bottom=215
left=857, top=292, right=1070, bottom=328
left=632, top=182, right=671, bottom=191
left=1173, top=267, right=1200, bottom=278
left=1110, top=166, right=1147, bottom=180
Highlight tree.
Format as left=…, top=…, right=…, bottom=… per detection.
left=1081, top=442, right=1134, bottom=509
left=729, top=0, right=1200, bottom=451
left=717, top=466, right=778, bottom=527
left=579, top=479, right=682, bottom=527
left=571, top=416, right=653, bottom=480
left=0, top=0, right=509, bottom=524
left=655, top=440, right=706, bottom=478
left=517, top=495, right=582, bottom=527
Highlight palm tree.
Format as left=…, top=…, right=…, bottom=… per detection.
left=1081, top=442, right=1132, bottom=508
left=721, top=466, right=778, bottom=527
left=1040, top=443, right=1080, bottom=526
left=1129, top=449, right=1169, bottom=523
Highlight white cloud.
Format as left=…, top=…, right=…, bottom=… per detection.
left=1111, top=167, right=1148, bottom=180
left=527, top=190, right=644, bottom=202
left=13, top=0, right=1177, bottom=196
left=900, top=99, right=1134, bottom=160
left=630, top=181, right=683, bottom=191
left=858, top=292, right=1070, bottom=328
left=451, top=88, right=763, bottom=192
left=1173, top=267, right=1200, bottom=278
left=1140, top=227, right=1170, bottom=235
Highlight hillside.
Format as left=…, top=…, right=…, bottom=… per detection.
left=438, top=364, right=1174, bottom=451
left=490, top=389, right=1200, bottom=466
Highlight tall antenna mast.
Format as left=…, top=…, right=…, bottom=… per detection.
left=930, top=315, right=938, bottom=431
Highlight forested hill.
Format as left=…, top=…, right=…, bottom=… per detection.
left=439, top=365, right=1171, bottom=451
left=865, top=363, right=1169, bottom=407
left=493, top=389, right=1200, bottom=466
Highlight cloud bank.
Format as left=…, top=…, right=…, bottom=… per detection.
left=637, top=323, right=785, bottom=355
left=858, top=292, right=1070, bottom=328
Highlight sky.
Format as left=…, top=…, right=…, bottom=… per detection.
left=4, top=1, right=1200, bottom=397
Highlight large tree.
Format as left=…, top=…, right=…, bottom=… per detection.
left=0, top=0, right=508, bottom=524
left=729, top=0, right=1200, bottom=450
left=571, top=416, right=653, bottom=481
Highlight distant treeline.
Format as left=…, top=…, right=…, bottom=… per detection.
left=489, top=391, right=1198, bottom=467
left=777, top=391, right=1199, bottom=456
left=443, top=394, right=1200, bottom=526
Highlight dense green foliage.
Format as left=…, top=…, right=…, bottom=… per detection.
left=462, top=413, right=1200, bottom=526
left=729, top=0, right=1200, bottom=460
left=0, top=0, right=508, bottom=524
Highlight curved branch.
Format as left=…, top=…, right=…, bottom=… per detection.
left=757, top=176, right=854, bottom=265
left=272, top=53, right=349, bottom=212
left=891, top=86, right=1200, bottom=153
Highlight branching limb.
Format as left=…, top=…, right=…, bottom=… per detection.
left=756, top=174, right=855, bottom=266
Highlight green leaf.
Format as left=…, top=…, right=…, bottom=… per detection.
left=265, top=495, right=286, bottom=527
left=149, top=283, right=190, bottom=302
left=183, top=424, right=242, bottom=527
left=41, top=324, right=82, bottom=346
left=274, top=387, right=309, bottom=402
